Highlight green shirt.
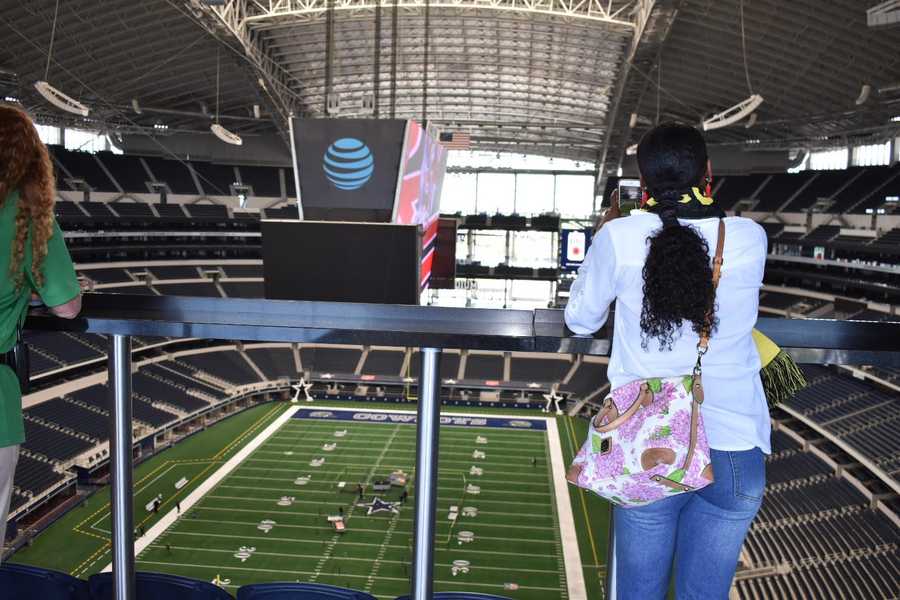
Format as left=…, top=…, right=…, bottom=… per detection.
left=0, top=191, right=80, bottom=447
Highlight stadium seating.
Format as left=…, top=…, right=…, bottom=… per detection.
left=360, top=349, right=405, bottom=376
left=753, top=173, right=812, bottom=212
left=559, top=361, right=607, bottom=396
left=13, top=454, right=66, bottom=496
left=0, top=563, right=91, bottom=600
left=89, top=571, right=234, bottom=600
left=246, top=347, right=298, bottom=380
left=715, top=173, right=768, bottom=209
left=29, top=398, right=109, bottom=442
left=237, top=165, right=283, bottom=197
left=97, top=153, right=151, bottom=194
left=50, top=146, right=117, bottom=192
left=142, top=157, right=199, bottom=195
left=178, top=351, right=261, bottom=386
left=23, top=420, right=94, bottom=463
left=236, top=582, right=376, bottom=599
left=464, top=353, right=504, bottom=380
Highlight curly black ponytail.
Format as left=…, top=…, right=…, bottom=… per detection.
left=637, top=124, right=718, bottom=351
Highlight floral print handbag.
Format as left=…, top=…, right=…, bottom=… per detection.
left=566, top=219, right=725, bottom=508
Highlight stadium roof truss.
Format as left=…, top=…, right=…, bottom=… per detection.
left=1, top=0, right=898, bottom=171
left=186, top=0, right=641, bottom=162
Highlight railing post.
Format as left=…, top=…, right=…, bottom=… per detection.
left=108, top=334, right=134, bottom=600
left=606, top=511, right=616, bottom=599
left=411, top=347, right=441, bottom=600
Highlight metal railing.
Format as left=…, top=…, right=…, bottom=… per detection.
left=25, top=293, right=900, bottom=600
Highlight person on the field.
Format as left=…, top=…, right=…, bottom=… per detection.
left=565, top=123, right=768, bottom=599
left=0, top=106, right=81, bottom=560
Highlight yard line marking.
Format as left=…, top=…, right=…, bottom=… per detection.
left=210, top=483, right=552, bottom=497
left=311, top=422, right=403, bottom=582
left=135, top=560, right=568, bottom=592
left=101, top=405, right=299, bottom=573
left=144, top=542, right=561, bottom=575
left=161, top=529, right=557, bottom=560
left=73, top=404, right=286, bottom=576
left=364, top=511, right=400, bottom=592
left=184, top=509, right=558, bottom=544
left=203, top=493, right=554, bottom=508
left=231, top=465, right=552, bottom=481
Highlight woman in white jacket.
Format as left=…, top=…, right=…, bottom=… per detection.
left=565, top=123, right=769, bottom=599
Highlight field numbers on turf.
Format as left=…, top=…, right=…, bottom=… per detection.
left=276, top=496, right=295, bottom=506
left=294, top=475, right=311, bottom=485
left=257, top=519, right=276, bottom=534
left=469, top=466, right=483, bottom=476
left=466, top=484, right=481, bottom=495
left=233, top=546, right=256, bottom=562
left=309, top=457, right=325, bottom=467
left=322, top=443, right=337, bottom=451
left=457, top=531, right=475, bottom=544
left=472, top=450, right=486, bottom=460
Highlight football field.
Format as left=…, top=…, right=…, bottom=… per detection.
left=129, top=406, right=581, bottom=599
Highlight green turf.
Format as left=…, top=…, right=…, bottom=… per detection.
left=557, top=415, right=611, bottom=600
left=134, top=413, right=566, bottom=599
left=11, top=402, right=285, bottom=577
left=12, top=403, right=613, bottom=600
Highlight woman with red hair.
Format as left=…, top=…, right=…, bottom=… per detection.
left=0, top=105, right=81, bottom=555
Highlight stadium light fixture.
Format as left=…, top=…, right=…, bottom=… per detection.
left=892, top=115, right=900, bottom=122
left=702, top=94, right=764, bottom=131
left=34, top=81, right=89, bottom=117
left=625, top=143, right=638, bottom=155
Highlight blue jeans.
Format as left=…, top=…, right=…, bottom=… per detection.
left=613, top=448, right=765, bottom=599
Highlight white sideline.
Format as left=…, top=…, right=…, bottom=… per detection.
left=101, top=404, right=298, bottom=572
left=546, top=417, right=588, bottom=600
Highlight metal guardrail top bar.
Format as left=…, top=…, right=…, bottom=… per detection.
left=23, top=294, right=900, bottom=363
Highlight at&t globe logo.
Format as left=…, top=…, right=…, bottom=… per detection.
left=323, top=138, right=374, bottom=190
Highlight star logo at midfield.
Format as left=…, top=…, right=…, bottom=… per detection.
left=363, top=497, right=399, bottom=515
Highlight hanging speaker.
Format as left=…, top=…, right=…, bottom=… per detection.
left=211, top=123, right=243, bottom=145
left=702, top=95, right=764, bottom=131
left=34, top=81, right=89, bottom=117
left=855, top=84, right=872, bottom=105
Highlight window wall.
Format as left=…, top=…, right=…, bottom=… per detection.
left=439, top=154, right=596, bottom=218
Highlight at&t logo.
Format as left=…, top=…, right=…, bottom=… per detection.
left=323, top=138, right=374, bottom=190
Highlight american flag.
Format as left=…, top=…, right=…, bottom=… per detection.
left=439, top=131, right=471, bottom=150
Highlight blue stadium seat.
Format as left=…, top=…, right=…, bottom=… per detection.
left=89, top=571, right=234, bottom=599
left=237, top=582, right=377, bottom=600
left=0, top=563, right=91, bottom=599
left=394, top=594, right=513, bottom=600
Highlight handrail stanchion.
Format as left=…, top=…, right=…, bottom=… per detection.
left=108, top=334, right=135, bottom=600
left=411, top=347, right=442, bottom=600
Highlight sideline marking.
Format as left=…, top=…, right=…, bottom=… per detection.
left=563, top=415, right=602, bottom=571
left=546, top=416, right=587, bottom=600
left=100, top=404, right=298, bottom=573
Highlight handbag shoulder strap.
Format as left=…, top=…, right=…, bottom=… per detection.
left=696, top=219, right=726, bottom=359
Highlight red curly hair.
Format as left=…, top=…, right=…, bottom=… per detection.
left=0, top=105, right=56, bottom=290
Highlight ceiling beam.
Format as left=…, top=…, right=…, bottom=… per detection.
left=594, top=0, right=682, bottom=201
left=180, top=0, right=303, bottom=141
left=240, top=0, right=640, bottom=29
